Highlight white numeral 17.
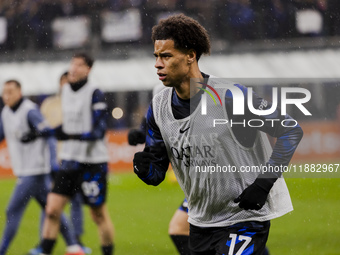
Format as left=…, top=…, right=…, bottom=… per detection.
left=228, top=234, right=252, bottom=255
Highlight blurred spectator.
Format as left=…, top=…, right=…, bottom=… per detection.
left=35, top=0, right=63, bottom=49
left=225, top=0, right=256, bottom=40
left=256, top=0, right=292, bottom=39
left=59, top=0, right=76, bottom=16
left=328, top=0, right=340, bottom=35
left=73, top=0, right=90, bottom=15
left=1, top=0, right=340, bottom=52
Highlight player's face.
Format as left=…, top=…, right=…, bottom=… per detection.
left=68, top=57, right=91, bottom=83
left=154, top=40, right=191, bottom=87
left=2, top=82, right=22, bottom=108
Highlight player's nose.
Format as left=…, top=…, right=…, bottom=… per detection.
left=154, top=57, right=164, bottom=69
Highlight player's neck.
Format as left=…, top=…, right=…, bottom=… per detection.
left=175, top=66, right=203, bottom=100
left=10, top=97, right=24, bottom=112
left=70, top=77, right=88, bottom=92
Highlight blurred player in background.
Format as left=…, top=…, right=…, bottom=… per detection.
left=128, top=83, right=190, bottom=255
left=133, top=14, right=302, bottom=254
left=28, top=53, right=115, bottom=255
left=38, top=71, right=91, bottom=254
left=0, top=80, right=78, bottom=255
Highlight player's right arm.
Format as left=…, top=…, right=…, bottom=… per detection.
left=20, top=108, right=60, bottom=142
left=26, top=109, right=59, bottom=170
left=133, top=103, right=170, bottom=186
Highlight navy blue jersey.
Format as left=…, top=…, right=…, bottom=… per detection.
left=141, top=73, right=303, bottom=185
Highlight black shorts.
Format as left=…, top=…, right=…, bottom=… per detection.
left=52, top=162, right=108, bottom=207
left=189, top=221, right=270, bottom=255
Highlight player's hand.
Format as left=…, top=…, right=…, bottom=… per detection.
left=234, top=177, right=276, bottom=210
left=54, top=126, right=70, bottom=140
left=133, top=150, right=155, bottom=178
left=128, top=129, right=146, bottom=145
left=20, top=131, right=38, bottom=143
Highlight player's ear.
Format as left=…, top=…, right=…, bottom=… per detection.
left=187, top=49, right=196, bottom=64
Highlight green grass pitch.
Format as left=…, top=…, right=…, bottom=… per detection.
left=0, top=173, right=339, bottom=254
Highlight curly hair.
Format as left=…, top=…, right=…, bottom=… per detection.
left=151, top=13, right=211, bottom=61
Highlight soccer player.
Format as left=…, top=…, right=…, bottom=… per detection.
left=133, top=14, right=303, bottom=254
left=129, top=96, right=270, bottom=255
left=36, top=53, right=115, bottom=255
left=38, top=71, right=91, bottom=254
left=0, top=80, right=78, bottom=255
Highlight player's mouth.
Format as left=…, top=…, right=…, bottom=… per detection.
left=158, top=73, right=167, bottom=81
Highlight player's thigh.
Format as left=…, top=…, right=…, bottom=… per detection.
left=45, top=192, right=69, bottom=216
left=216, top=221, right=270, bottom=255
left=169, top=208, right=189, bottom=235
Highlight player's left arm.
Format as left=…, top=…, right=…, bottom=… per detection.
left=245, top=87, right=303, bottom=170
left=231, top=86, right=303, bottom=210
left=78, top=89, right=108, bottom=141
left=25, top=108, right=53, bottom=137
